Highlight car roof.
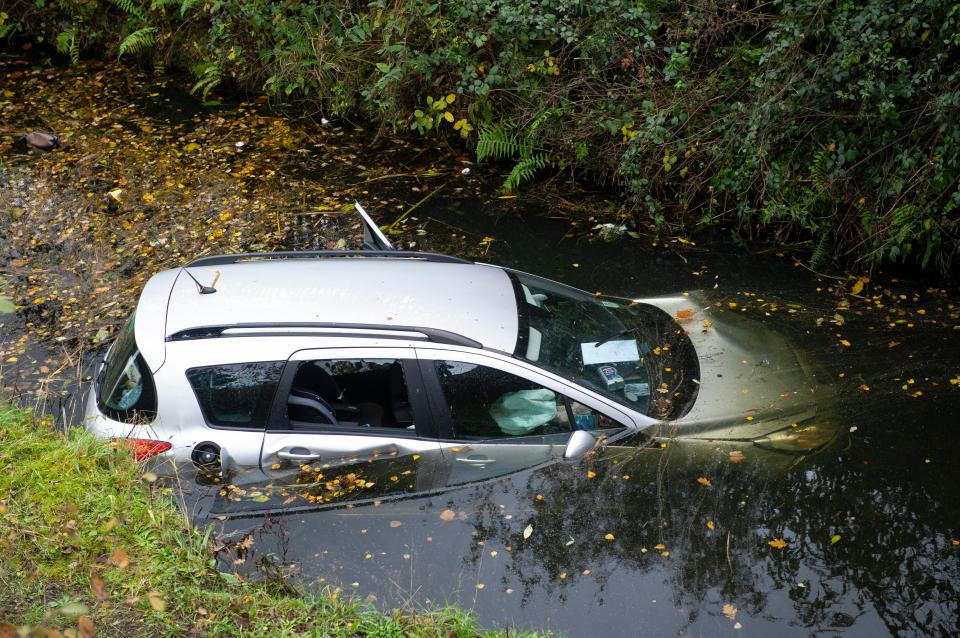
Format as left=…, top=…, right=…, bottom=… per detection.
left=139, top=257, right=520, bottom=364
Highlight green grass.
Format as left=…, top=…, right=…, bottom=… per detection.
left=0, top=406, right=535, bottom=637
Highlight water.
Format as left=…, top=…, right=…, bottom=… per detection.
left=2, top=52, right=959, bottom=636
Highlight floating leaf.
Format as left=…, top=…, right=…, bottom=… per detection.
left=604, top=533, right=615, bottom=541
left=389, top=520, right=402, bottom=528
left=696, top=476, right=711, bottom=487
left=707, top=520, right=715, bottom=530
left=831, top=534, right=842, bottom=544
left=653, top=543, right=665, bottom=550
left=729, top=450, right=746, bottom=464
left=523, top=524, right=534, bottom=539
left=439, top=509, right=456, bottom=522
left=768, top=538, right=788, bottom=549
left=722, top=603, right=737, bottom=620
left=586, top=470, right=596, bottom=479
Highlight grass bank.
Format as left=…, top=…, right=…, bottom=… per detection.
left=0, top=406, right=530, bottom=637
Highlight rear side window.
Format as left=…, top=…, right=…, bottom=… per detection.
left=187, top=362, right=284, bottom=429
left=97, top=313, right=157, bottom=423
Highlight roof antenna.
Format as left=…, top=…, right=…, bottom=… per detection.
left=183, top=268, right=220, bottom=294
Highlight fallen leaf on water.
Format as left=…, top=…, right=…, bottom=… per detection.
left=722, top=603, right=738, bottom=620
left=388, top=520, right=402, bottom=528
left=604, top=533, right=615, bottom=541
left=653, top=543, right=665, bottom=550
left=523, top=524, right=534, bottom=539
left=475, top=583, right=485, bottom=590
left=91, top=574, right=107, bottom=600
left=675, top=309, right=695, bottom=320
left=831, top=534, right=842, bottom=544
left=768, top=538, right=789, bottom=549
left=109, top=548, right=129, bottom=569
left=850, top=277, right=867, bottom=295
left=839, top=339, right=851, bottom=347
left=729, top=450, right=746, bottom=463
left=586, top=471, right=596, bottom=479
left=696, top=476, right=711, bottom=487
left=565, top=536, right=575, bottom=546
left=734, top=621, right=743, bottom=629
left=707, top=520, right=715, bottom=530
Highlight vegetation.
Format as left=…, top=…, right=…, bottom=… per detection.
left=4, top=0, right=959, bottom=272
left=0, top=406, right=529, bottom=637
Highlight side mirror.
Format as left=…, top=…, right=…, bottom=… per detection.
left=564, top=430, right=598, bottom=460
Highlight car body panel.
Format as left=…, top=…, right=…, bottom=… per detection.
left=83, top=250, right=839, bottom=484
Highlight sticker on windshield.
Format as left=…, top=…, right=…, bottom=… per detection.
left=581, top=339, right=641, bottom=365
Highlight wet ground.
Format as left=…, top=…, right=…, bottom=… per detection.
left=2, top=50, right=960, bottom=636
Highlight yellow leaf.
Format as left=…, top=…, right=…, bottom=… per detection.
left=850, top=278, right=866, bottom=295
left=840, top=339, right=851, bottom=347
left=443, top=111, right=454, bottom=123
left=148, top=592, right=166, bottom=612
left=475, top=583, right=485, bottom=589
left=722, top=603, right=738, bottom=620
left=696, top=476, right=711, bottom=487
left=707, top=520, right=715, bottom=530
left=183, top=142, right=200, bottom=152
left=586, top=470, right=597, bottom=479
left=604, top=533, right=615, bottom=541
left=446, top=93, right=456, bottom=103
left=768, top=538, right=788, bottom=549
left=653, top=543, right=665, bottom=550
left=729, top=450, right=746, bottom=463
left=439, top=509, right=456, bottom=521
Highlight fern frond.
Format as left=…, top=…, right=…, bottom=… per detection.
left=109, top=0, right=148, bottom=21
left=118, top=26, right=157, bottom=58
left=56, top=26, right=79, bottom=64
left=476, top=124, right=520, bottom=162
left=502, top=152, right=550, bottom=193
left=810, top=231, right=830, bottom=269
left=191, top=64, right=222, bottom=98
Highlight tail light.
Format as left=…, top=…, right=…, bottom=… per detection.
left=114, top=438, right=172, bottom=462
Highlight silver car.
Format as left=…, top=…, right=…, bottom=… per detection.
left=84, top=206, right=837, bottom=485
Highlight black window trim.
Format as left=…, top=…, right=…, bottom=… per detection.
left=266, top=357, right=436, bottom=439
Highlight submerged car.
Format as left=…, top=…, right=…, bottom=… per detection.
left=85, top=205, right=837, bottom=485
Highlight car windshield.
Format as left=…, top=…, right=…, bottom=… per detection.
left=508, top=271, right=699, bottom=419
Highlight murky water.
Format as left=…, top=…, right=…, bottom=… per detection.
left=3, top=52, right=959, bottom=637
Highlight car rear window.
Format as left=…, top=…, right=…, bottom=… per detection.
left=186, top=362, right=285, bottom=428
left=97, top=313, right=157, bottom=423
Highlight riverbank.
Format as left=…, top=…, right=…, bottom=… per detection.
left=5, top=1, right=959, bottom=274
left=0, top=405, right=532, bottom=637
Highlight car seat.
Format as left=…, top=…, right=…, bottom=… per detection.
left=293, top=362, right=361, bottom=420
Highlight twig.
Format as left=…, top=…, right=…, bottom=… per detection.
left=388, top=183, right=447, bottom=230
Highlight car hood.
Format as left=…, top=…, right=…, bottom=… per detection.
left=633, top=292, right=838, bottom=449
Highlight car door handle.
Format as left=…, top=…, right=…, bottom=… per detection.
left=455, top=456, right=495, bottom=465
left=277, top=448, right=321, bottom=461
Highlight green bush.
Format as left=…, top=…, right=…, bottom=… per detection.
left=6, top=0, right=959, bottom=272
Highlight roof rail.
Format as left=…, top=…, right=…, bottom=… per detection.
left=185, top=250, right=471, bottom=268
left=166, top=322, right=483, bottom=349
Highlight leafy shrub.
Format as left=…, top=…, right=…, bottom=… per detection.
left=6, top=0, right=959, bottom=272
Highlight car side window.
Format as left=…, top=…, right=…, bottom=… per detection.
left=186, top=361, right=285, bottom=429
left=285, top=359, right=415, bottom=431
left=433, top=360, right=585, bottom=443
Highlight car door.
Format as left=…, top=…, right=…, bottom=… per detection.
left=415, top=348, right=632, bottom=487
left=258, top=347, right=445, bottom=507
